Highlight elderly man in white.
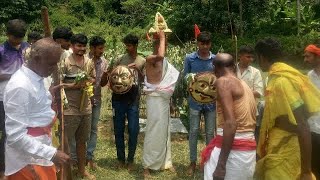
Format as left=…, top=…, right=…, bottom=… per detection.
left=4, top=38, right=69, bottom=180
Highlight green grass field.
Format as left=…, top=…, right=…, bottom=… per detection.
left=80, top=89, right=206, bottom=180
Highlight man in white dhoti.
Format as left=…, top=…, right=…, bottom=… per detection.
left=201, top=53, right=257, bottom=180
left=142, top=30, right=179, bottom=178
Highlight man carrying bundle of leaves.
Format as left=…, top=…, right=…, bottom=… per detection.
left=61, top=34, right=95, bottom=179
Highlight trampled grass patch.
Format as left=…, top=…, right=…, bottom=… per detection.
left=80, top=89, right=207, bottom=180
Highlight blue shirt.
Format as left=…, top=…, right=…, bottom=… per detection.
left=0, top=41, right=29, bottom=100
left=183, top=51, right=216, bottom=111
left=0, top=41, right=29, bottom=76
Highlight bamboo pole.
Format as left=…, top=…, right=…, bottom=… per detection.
left=41, top=6, right=51, bottom=38
left=59, top=82, right=65, bottom=180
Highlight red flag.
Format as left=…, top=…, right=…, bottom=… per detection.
left=194, top=24, right=201, bottom=39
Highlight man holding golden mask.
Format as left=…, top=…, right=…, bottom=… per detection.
left=183, top=31, right=216, bottom=175
left=109, top=34, right=145, bottom=171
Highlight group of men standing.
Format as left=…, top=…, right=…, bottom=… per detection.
left=0, top=17, right=319, bottom=180
left=0, top=19, right=180, bottom=180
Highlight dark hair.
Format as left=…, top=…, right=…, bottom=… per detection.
left=197, top=31, right=211, bottom=43
left=6, top=19, right=27, bottom=38
left=255, top=38, right=282, bottom=62
left=52, top=27, right=73, bottom=41
left=239, top=45, right=254, bottom=55
left=123, top=34, right=139, bottom=45
left=27, top=31, right=42, bottom=42
left=70, top=34, right=88, bottom=45
left=213, top=53, right=235, bottom=69
left=89, top=36, right=106, bottom=47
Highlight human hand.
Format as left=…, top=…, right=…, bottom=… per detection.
left=49, top=84, right=64, bottom=95
left=128, top=63, right=137, bottom=68
left=300, top=172, right=314, bottom=180
left=185, top=73, right=195, bottom=84
left=213, top=164, right=226, bottom=180
left=52, top=150, right=70, bottom=165
left=100, top=72, right=109, bottom=87
left=75, top=81, right=87, bottom=88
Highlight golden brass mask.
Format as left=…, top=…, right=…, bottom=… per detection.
left=110, top=65, right=134, bottom=94
left=188, top=72, right=217, bottom=104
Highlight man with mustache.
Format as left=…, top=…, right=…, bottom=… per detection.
left=109, top=34, right=145, bottom=170
left=304, top=43, right=320, bottom=179
left=61, top=34, right=95, bottom=179
left=183, top=31, right=216, bottom=175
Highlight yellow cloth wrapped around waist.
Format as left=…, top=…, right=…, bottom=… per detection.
left=51, top=119, right=60, bottom=148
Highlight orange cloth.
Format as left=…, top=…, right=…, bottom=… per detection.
left=305, top=44, right=320, bottom=56
left=7, top=165, right=56, bottom=180
left=216, top=80, right=257, bottom=132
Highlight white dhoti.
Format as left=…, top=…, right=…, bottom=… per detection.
left=204, top=129, right=256, bottom=180
left=142, top=59, right=179, bottom=170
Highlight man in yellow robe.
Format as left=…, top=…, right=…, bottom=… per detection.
left=254, top=38, right=320, bottom=180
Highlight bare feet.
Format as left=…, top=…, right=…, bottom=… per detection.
left=187, top=162, right=196, bottom=176
left=0, top=172, right=6, bottom=180
left=87, top=159, right=98, bottom=170
left=80, top=170, right=96, bottom=180
left=116, top=161, right=126, bottom=169
left=167, top=166, right=177, bottom=174
left=143, top=168, right=151, bottom=179
left=127, top=162, right=135, bottom=172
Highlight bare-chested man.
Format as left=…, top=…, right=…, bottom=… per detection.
left=201, top=53, right=257, bottom=180
left=142, top=31, right=179, bottom=178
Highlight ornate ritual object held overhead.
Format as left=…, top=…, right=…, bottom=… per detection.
left=148, top=12, right=172, bottom=34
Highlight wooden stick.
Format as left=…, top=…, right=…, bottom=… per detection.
left=41, top=6, right=51, bottom=37
left=235, top=35, right=238, bottom=63
left=59, top=82, right=65, bottom=180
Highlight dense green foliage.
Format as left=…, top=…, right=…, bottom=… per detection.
left=1, top=0, right=319, bottom=46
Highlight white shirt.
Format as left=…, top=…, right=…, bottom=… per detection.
left=0, top=80, right=8, bottom=101
left=236, top=64, right=264, bottom=97
left=4, top=66, right=57, bottom=175
left=307, top=70, right=320, bottom=134
left=308, top=69, right=320, bottom=89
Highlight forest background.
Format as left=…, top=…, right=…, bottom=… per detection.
left=1, top=0, right=320, bottom=138
left=1, top=0, right=320, bottom=55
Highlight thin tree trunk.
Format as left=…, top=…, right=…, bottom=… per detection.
left=239, top=0, right=243, bottom=37
left=226, top=0, right=234, bottom=39
left=297, top=0, right=301, bottom=35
